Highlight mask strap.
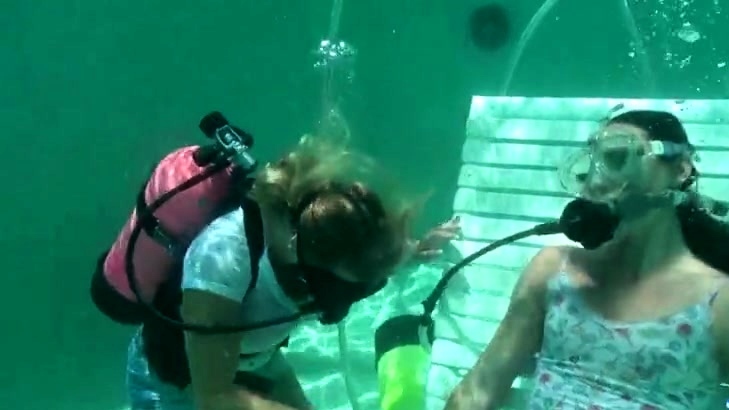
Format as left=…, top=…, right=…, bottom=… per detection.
left=649, top=140, right=695, bottom=158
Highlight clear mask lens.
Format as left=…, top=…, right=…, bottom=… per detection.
left=559, top=131, right=643, bottom=202
left=592, top=132, right=641, bottom=171
left=558, top=149, right=592, bottom=195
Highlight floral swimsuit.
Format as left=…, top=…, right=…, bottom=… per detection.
left=528, top=271, right=726, bottom=409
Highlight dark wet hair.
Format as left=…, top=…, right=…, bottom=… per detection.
left=296, top=182, right=410, bottom=280
left=251, top=135, right=413, bottom=281
left=609, top=110, right=729, bottom=273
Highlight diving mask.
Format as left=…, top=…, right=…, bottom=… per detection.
left=558, top=129, right=692, bottom=204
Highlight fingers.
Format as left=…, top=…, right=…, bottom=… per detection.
left=443, top=215, right=461, bottom=227
left=417, top=249, right=444, bottom=258
left=438, top=216, right=462, bottom=236
left=417, top=216, right=463, bottom=257
left=430, top=230, right=459, bottom=240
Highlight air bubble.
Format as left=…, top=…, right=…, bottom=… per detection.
left=677, top=22, right=701, bottom=43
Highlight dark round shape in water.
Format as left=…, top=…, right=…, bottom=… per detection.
left=469, top=4, right=510, bottom=51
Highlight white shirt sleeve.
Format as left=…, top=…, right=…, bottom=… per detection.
left=181, top=209, right=253, bottom=302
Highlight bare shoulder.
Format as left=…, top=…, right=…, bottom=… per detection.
left=706, top=266, right=729, bottom=318
left=703, top=265, right=729, bottom=378
left=512, top=245, right=573, bottom=299
left=686, top=255, right=729, bottom=302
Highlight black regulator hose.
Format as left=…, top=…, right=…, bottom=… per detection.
left=419, top=197, right=617, bottom=325
left=373, top=198, right=617, bottom=410
left=373, top=220, right=560, bottom=410
left=420, top=221, right=561, bottom=325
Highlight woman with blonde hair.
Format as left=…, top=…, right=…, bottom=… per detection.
left=121, top=132, right=460, bottom=410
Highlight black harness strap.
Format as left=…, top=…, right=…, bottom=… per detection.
left=135, top=180, right=185, bottom=258
left=241, top=196, right=265, bottom=279
left=133, top=172, right=263, bottom=290
left=136, top=171, right=268, bottom=389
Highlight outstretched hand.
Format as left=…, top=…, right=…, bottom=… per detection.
left=410, top=216, right=462, bottom=262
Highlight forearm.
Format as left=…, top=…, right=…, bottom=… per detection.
left=199, top=389, right=300, bottom=410
left=400, top=238, right=420, bottom=267
left=443, top=358, right=515, bottom=410
left=245, top=393, right=302, bottom=410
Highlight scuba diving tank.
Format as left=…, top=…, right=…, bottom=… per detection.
left=374, top=314, right=434, bottom=410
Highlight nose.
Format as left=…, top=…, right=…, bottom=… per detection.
left=583, top=183, right=611, bottom=198
left=581, top=174, right=621, bottom=200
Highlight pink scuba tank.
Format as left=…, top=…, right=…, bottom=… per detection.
left=102, top=145, right=235, bottom=303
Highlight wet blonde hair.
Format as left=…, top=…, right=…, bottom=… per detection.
left=250, top=134, right=415, bottom=280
